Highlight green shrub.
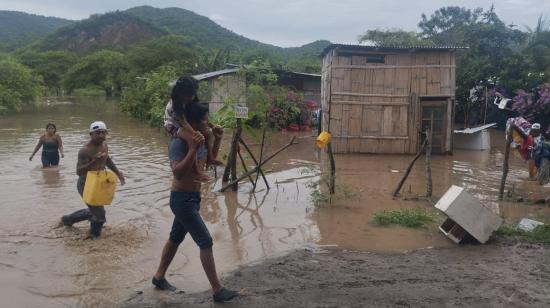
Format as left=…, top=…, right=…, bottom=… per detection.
left=373, top=208, right=438, bottom=228
left=0, top=55, right=43, bottom=111
left=496, top=225, right=550, bottom=244
left=120, top=65, right=176, bottom=126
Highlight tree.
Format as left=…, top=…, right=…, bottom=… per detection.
left=197, top=48, right=233, bottom=72
left=0, top=55, right=43, bottom=111
left=126, top=35, right=201, bottom=76
left=359, top=29, right=431, bottom=46
left=63, top=50, right=129, bottom=96
left=17, top=51, right=78, bottom=96
left=525, top=16, right=550, bottom=76
left=419, top=6, right=528, bottom=125
left=120, top=65, right=177, bottom=126
left=418, top=6, right=483, bottom=44
left=507, top=83, right=550, bottom=133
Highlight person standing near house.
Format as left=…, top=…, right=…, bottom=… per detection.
left=29, top=123, right=64, bottom=168
left=152, top=101, right=238, bottom=303
left=60, top=121, right=125, bottom=237
left=513, top=122, right=541, bottom=179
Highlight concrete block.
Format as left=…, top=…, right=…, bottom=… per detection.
left=435, top=185, right=503, bottom=244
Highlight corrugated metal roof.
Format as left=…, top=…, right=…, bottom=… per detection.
left=320, top=44, right=469, bottom=57
left=454, top=123, right=497, bottom=134
left=274, top=69, right=321, bottom=78
left=289, top=71, right=321, bottom=78
left=193, top=68, right=239, bottom=81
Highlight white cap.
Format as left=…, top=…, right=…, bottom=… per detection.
left=90, top=121, right=107, bottom=132
left=531, top=123, right=541, bottom=130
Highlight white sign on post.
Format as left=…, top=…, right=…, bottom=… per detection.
left=234, top=106, right=249, bottom=119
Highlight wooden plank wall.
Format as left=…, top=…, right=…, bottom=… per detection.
left=323, top=49, right=456, bottom=154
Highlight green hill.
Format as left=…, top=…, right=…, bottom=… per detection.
left=124, top=6, right=330, bottom=70
left=36, top=11, right=166, bottom=52
left=0, top=11, right=73, bottom=51
left=6, top=6, right=330, bottom=71
left=124, top=6, right=279, bottom=52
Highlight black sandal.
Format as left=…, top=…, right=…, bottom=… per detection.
left=213, top=288, right=239, bottom=302
left=152, top=277, right=177, bottom=291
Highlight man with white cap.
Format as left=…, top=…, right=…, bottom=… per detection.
left=60, top=121, right=125, bottom=237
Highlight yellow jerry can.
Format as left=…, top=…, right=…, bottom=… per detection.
left=82, top=170, right=117, bottom=206
left=316, top=131, right=332, bottom=149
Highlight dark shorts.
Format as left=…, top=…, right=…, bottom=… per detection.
left=41, top=151, right=59, bottom=167
left=169, top=191, right=213, bottom=249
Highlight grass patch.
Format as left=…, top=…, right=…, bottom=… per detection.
left=373, top=208, right=438, bottom=228
left=496, top=225, right=550, bottom=244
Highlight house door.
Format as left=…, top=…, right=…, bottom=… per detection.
left=421, top=100, right=448, bottom=153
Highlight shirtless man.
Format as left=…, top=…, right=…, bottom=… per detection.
left=152, top=102, right=238, bottom=303
left=61, top=121, right=125, bottom=237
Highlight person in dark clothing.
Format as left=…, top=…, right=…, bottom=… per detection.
left=60, top=121, right=125, bottom=238
left=29, top=123, right=64, bottom=168
left=152, top=102, right=238, bottom=303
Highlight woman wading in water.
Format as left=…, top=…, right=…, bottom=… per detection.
left=29, top=123, right=64, bottom=168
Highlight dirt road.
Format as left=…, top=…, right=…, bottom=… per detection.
left=124, top=237, right=550, bottom=307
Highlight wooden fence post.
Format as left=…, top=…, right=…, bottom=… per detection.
left=499, top=129, right=513, bottom=200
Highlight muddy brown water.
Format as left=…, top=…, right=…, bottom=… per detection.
left=1, top=98, right=549, bottom=307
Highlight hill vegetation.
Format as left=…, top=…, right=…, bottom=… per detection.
left=3, top=4, right=546, bottom=131
left=0, top=10, right=73, bottom=51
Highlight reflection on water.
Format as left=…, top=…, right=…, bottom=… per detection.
left=1, top=98, right=549, bottom=307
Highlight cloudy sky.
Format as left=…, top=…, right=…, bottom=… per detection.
left=1, top=0, right=549, bottom=47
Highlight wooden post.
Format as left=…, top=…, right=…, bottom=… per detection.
left=252, top=119, right=268, bottom=191
left=231, top=119, right=242, bottom=191
left=223, top=122, right=240, bottom=182
left=483, top=86, right=488, bottom=125
left=220, top=137, right=296, bottom=192
left=393, top=138, right=428, bottom=197
left=327, top=142, right=336, bottom=195
left=426, top=112, right=433, bottom=197
left=237, top=148, right=254, bottom=184
left=425, top=128, right=433, bottom=197
left=223, top=118, right=242, bottom=192
left=499, top=129, right=513, bottom=200
left=239, top=137, right=270, bottom=189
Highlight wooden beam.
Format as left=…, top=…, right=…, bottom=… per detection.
left=335, top=135, right=408, bottom=140
left=332, top=100, right=409, bottom=106
left=332, top=65, right=456, bottom=69
left=332, top=92, right=409, bottom=98
left=220, top=137, right=297, bottom=192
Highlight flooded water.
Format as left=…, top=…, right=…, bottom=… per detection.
left=1, top=98, right=549, bottom=307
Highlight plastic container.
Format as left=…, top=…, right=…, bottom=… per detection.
left=83, top=170, right=117, bottom=206
left=316, top=131, right=332, bottom=149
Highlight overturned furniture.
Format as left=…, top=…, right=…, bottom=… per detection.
left=435, top=185, right=502, bottom=244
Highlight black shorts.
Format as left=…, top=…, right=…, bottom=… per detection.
left=41, top=151, right=59, bottom=167
left=169, top=191, right=213, bottom=249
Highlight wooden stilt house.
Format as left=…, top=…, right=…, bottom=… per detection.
left=320, top=44, right=465, bottom=154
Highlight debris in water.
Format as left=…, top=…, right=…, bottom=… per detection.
left=435, top=185, right=502, bottom=244
left=517, top=218, right=544, bottom=232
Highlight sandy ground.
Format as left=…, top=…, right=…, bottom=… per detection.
left=123, top=237, right=550, bottom=308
